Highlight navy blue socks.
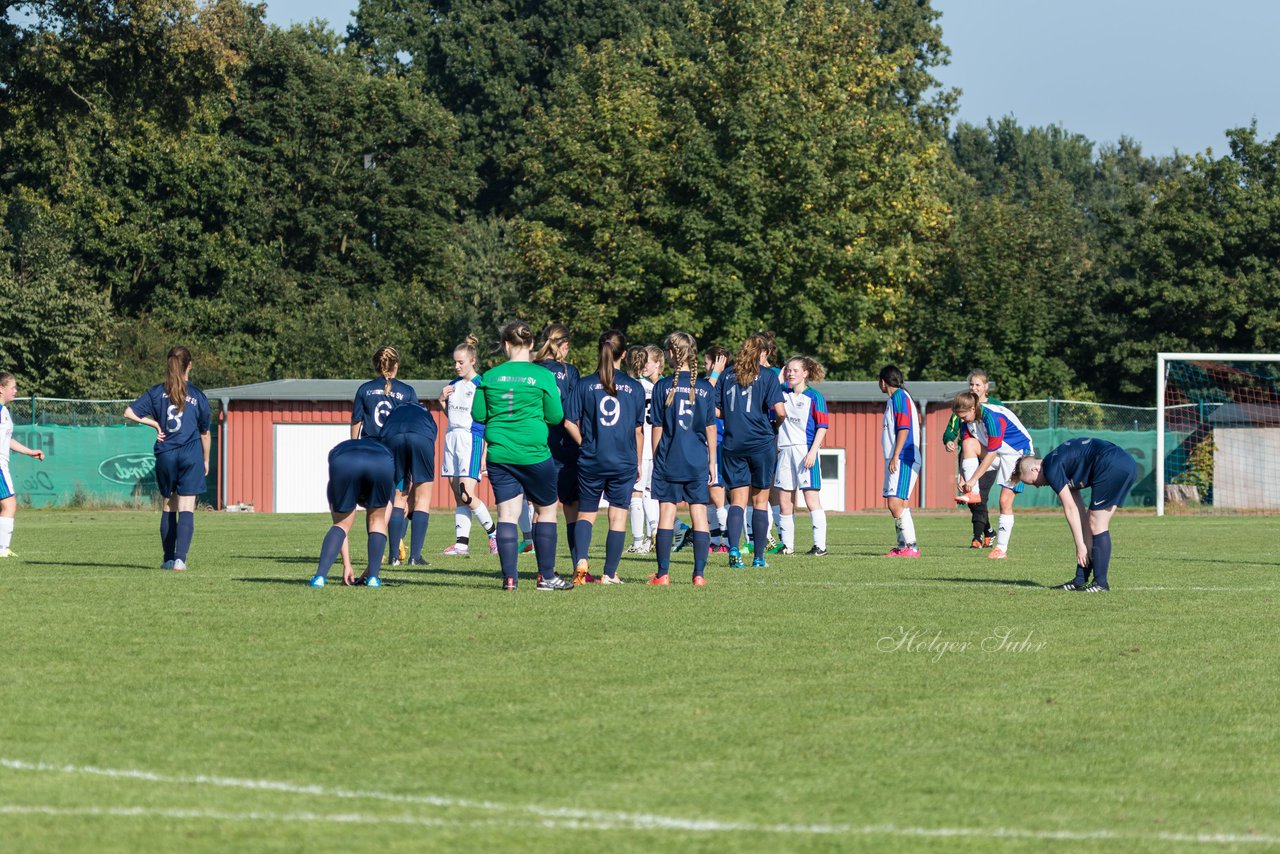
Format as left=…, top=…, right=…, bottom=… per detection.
left=534, top=521, right=557, bottom=580
left=161, top=511, right=178, bottom=561
left=655, top=527, right=674, bottom=576
left=388, top=507, right=407, bottom=560
left=751, top=508, right=769, bottom=558
left=726, top=505, right=745, bottom=552
left=366, top=532, right=387, bottom=580
left=496, top=522, right=519, bottom=583
left=573, top=520, right=594, bottom=565
left=409, top=511, right=429, bottom=562
left=1091, top=531, right=1112, bottom=588
left=692, top=531, right=710, bottom=577
left=604, top=529, right=626, bottom=577
left=174, top=511, right=195, bottom=562
left=315, top=526, right=346, bottom=578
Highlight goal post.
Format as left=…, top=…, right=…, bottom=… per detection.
left=1157, top=353, right=1280, bottom=516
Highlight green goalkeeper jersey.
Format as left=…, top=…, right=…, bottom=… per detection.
left=471, top=360, right=565, bottom=465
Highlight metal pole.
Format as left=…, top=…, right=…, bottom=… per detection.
left=1156, top=354, right=1166, bottom=516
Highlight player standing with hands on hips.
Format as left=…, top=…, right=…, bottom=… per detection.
left=0, top=372, right=46, bottom=558
left=123, top=347, right=211, bottom=571
left=1011, top=438, right=1138, bottom=592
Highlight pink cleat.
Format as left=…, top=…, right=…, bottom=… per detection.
left=988, top=547, right=1007, bottom=560
left=489, top=536, right=499, bottom=555
left=442, top=543, right=470, bottom=556
left=886, top=546, right=921, bottom=558
left=954, top=490, right=982, bottom=505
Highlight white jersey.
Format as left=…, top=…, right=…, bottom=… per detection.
left=445, top=376, right=481, bottom=434
left=639, top=376, right=655, bottom=462
left=0, top=403, right=12, bottom=470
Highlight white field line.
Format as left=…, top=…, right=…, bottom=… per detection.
left=758, top=580, right=1277, bottom=593
left=2, top=759, right=1278, bottom=845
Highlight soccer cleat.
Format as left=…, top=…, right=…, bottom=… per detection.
left=572, top=561, right=601, bottom=585
left=599, top=573, right=624, bottom=585
left=389, top=558, right=402, bottom=567
left=172, top=559, right=188, bottom=571
left=1077, top=583, right=1109, bottom=593
left=752, top=557, right=768, bottom=569
left=806, top=546, right=828, bottom=557
left=501, top=577, right=517, bottom=591
left=714, top=543, right=730, bottom=554
left=954, top=489, right=982, bottom=505
left=692, top=575, right=707, bottom=587
left=489, top=536, right=499, bottom=555
left=398, top=541, right=408, bottom=562
left=672, top=525, right=692, bottom=552
left=626, top=542, right=643, bottom=554
left=161, top=560, right=175, bottom=570
left=355, top=575, right=381, bottom=588
left=308, top=575, right=326, bottom=588
left=970, top=538, right=984, bottom=549
left=886, top=546, right=920, bottom=558
left=647, top=573, right=671, bottom=586
left=1053, top=580, right=1083, bottom=590
left=988, top=547, right=1007, bottom=560
left=766, top=541, right=787, bottom=555
left=0, top=548, right=15, bottom=558
left=536, top=574, right=574, bottom=591
left=408, top=557, right=430, bottom=566
left=766, top=534, right=778, bottom=551
left=727, top=548, right=745, bottom=569
left=519, top=539, right=534, bottom=555
left=443, top=543, right=469, bottom=556
left=884, top=547, right=903, bottom=557
left=982, top=533, right=995, bottom=548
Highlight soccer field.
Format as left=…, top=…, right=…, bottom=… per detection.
left=1, top=511, right=1276, bottom=852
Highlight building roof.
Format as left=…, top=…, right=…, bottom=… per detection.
left=1207, top=402, right=1280, bottom=427
left=206, top=377, right=979, bottom=404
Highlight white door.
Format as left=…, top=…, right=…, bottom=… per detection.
left=274, top=424, right=351, bottom=512
left=798, top=449, right=845, bottom=512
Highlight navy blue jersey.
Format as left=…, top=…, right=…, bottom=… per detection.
left=352, top=378, right=420, bottom=440
left=129, top=382, right=212, bottom=455
left=564, top=373, right=645, bottom=475
left=1041, top=437, right=1128, bottom=493
left=537, top=359, right=580, bottom=461
left=716, top=366, right=785, bottom=454
left=651, top=372, right=716, bottom=483
left=381, top=401, right=438, bottom=442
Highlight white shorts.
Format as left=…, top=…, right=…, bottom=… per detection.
left=632, top=457, right=653, bottom=497
left=0, top=464, right=12, bottom=501
left=883, top=459, right=920, bottom=500
left=442, top=431, right=483, bottom=480
left=993, top=450, right=1028, bottom=492
left=774, top=445, right=820, bottom=491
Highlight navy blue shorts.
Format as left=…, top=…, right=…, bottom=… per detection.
left=385, top=432, right=435, bottom=487
left=1089, top=448, right=1139, bottom=510
left=720, top=446, right=776, bottom=490
left=552, top=453, right=580, bottom=505
left=327, top=445, right=395, bottom=513
left=489, top=459, right=560, bottom=507
left=578, top=467, right=635, bottom=513
left=154, top=445, right=206, bottom=497
left=651, top=472, right=710, bottom=506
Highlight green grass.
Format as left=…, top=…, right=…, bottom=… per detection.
left=1, top=510, right=1277, bottom=852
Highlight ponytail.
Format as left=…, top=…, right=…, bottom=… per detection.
left=535, top=323, right=571, bottom=363
left=596, top=330, right=627, bottom=396
left=786, top=355, right=826, bottom=385
left=734, top=335, right=766, bottom=387
left=373, top=346, right=399, bottom=394
left=165, top=346, right=193, bottom=414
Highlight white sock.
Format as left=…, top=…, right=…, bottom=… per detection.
left=520, top=500, right=534, bottom=538
left=745, top=510, right=753, bottom=539
left=630, top=496, right=645, bottom=542
left=996, top=513, right=1015, bottom=551
left=454, top=507, right=472, bottom=543
left=471, top=501, right=495, bottom=536
left=716, top=505, right=728, bottom=538
left=893, top=515, right=905, bottom=547
left=771, top=503, right=782, bottom=536
left=961, top=457, right=978, bottom=482
left=0, top=516, right=13, bottom=550
left=780, top=514, right=795, bottom=551
left=643, top=497, right=659, bottom=537
left=810, top=508, right=827, bottom=550
left=900, top=509, right=917, bottom=547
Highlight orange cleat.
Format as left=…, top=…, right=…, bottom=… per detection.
left=647, top=573, right=671, bottom=586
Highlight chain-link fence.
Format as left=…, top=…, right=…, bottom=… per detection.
left=6, top=397, right=221, bottom=508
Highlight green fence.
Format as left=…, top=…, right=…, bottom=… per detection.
left=6, top=398, right=221, bottom=508
left=994, top=400, right=1156, bottom=508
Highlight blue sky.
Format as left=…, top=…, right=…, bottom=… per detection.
left=262, top=0, right=1279, bottom=157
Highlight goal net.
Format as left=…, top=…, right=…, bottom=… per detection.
left=1157, top=354, right=1280, bottom=515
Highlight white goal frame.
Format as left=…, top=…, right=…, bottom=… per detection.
left=1156, top=352, right=1280, bottom=516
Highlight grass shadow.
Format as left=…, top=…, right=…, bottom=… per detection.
left=925, top=576, right=1044, bottom=588
left=20, top=560, right=158, bottom=571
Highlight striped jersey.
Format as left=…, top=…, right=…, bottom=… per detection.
left=778, top=387, right=829, bottom=449
left=446, top=376, right=485, bottom=438
left=963, top=402, right=1033, bottom=455
left=882, top=387, right=920, bottom=466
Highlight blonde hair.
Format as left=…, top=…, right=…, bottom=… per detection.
left=535, top=323, right=571, bottom=362
left=165, top=346, right=193, bottom=413
left=785, top=355, right=825, bottom=385
left=734, top=334, right=768, bottom=387
left=967, top=369, right=989, bottom=385
left=372, top=346, right=399, bottom=395
left=1010, top=456, right=1039, bottom=486
left=952, top=391, right=979, bottom=413
left=626, top=345, right=648, bottom=379
left=455, top=334, right=479, bottom=364
left=663, top=331, right=699, bottom=407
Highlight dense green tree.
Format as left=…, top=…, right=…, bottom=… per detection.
left=517, top=0, right=950, bottom=374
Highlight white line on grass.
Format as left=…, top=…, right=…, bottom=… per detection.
left=2, top=758, right=1276, bottom=845
left=766, top=580, right=1277, bottom=593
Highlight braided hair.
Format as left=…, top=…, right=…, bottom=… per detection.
left=663, top=331, right=699, bottom=407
